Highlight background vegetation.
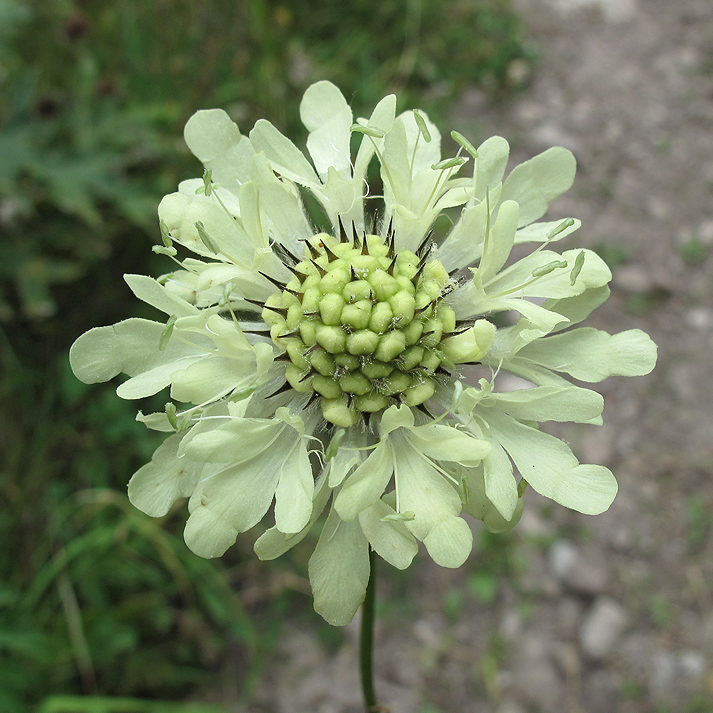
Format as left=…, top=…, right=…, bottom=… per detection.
left=0, top=1, right=532, bottom=710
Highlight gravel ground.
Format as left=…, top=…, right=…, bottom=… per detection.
left=252, top=1, right=713, bottom=711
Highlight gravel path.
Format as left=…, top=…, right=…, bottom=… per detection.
left=255, top=2, right=713, bottom=711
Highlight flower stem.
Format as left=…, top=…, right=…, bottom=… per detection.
left=360, top=547, right=378, bottom=712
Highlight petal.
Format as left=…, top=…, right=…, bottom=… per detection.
left=517, top=328, right=658, bottom=382
left=69, top=318, right=207, bottom=395
left=254, top=475, right=331, bottom=560
left=515, top=218, right=581, bottom=245
left=182, top=418, right=283, bottom=463
left=158, top=192, right=253, bottom=262
left=124, top=274, right=199, bottom=317
left=422, top=516, right=473, bottom=568
left=274, top=439, right=314, bottom=534
left=499, top=146, right=576, bottom=227
left=334, top=441, right=394, bottom=521
left=492, top=385, right=604, bottom=425
left=407, top=424, right=491, bottom=466
left=300, top=80, right=353, bottom=180
left=479, top=200, right=519, bottom=283
left=482, top=440, right=519, bottom=520
left=392, top=436, right=462, bottom=541
left=358, top=500, right=418, bottom=570
left=170, top=354, right=257, bottom=404
left=309, top=507, right=370, bottom=626
left=183, top=108, right=255, bottom=193
left=128, top=434, right=202, bottom=517
left=183, top=437, right=290, bottom=557
left=473, top=136, right=509, bottom=201
left=486, top=411, right=618, bottom=514
left=249, top=119, right=319, bottom=186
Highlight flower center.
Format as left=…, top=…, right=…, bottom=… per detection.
left=261, top=231, right=485, bottom=427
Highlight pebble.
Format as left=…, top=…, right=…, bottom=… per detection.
left=548, top=540, right=610, bottom=595
left=511, top=635, right=564, bottom=710
left=579, top=597, right=629, bottom=660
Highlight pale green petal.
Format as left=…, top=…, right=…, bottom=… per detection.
left=499, top=147, right=576, bottom=227
left=479, top=200, right=519, bottom=282
left=327, top=429, right=366, bottom=487
left=254, top=475, right=330, bottom=560
left=127, top=434, right=202, bottom=517
left=69, top=318, right=207, bottom=396
left=515, top=218, right=581, bottom=245
left=379, top=404, right=415, bottom=435
left=249, top=119, right=320, bottom=186
left=473, top=136, right=509, bottom=201
left=309, top=507, right=370, bottom=625
left=483, top=440, right=519, bottom=520
left=124, top=274, right=199, bottom=317
left=358, top=500, right=418, bottom=570
left=543, top=285, right=611, bottom=332
left=485, top=249, right=610, bottom=300
left=300, top=80, right=353, bottom=180
left=407, top=425, right=491, bottom=466
left=486, top=411, right=618, bottom=514
left=158, top=192, right=252, bottom=262
left=249, top=153, right=313, bottom=250
left=517, top=328, right=658, bottom=381
left=116, top=357, right=202, bottom=399
left=170, top=354, right=257, bottom=404
left=183, top=454, right=281, bottom=558
left=393, top=436, right=462, bottom=542
left=492, top=385, right=604, bottom=425
left=422, top=516, right=472, bottom=568
left=353, top=94, right=397, bottom=182
left=183, top=108, right=255, bottom=192
left=274, top=440, right=314, bottom=534
left=182, top=418, right=283, bottom=463
left=334, top=442, right=394, bottom=521
left=438, top=200, right=488, bottom=271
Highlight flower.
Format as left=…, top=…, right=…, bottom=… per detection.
left=70, top=81, right=657, bottom=625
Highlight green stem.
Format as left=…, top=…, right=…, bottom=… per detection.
left=360, top=547, right=378, bottom=712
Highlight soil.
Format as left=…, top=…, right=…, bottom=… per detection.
left=251, top=1, right=713, bottom=711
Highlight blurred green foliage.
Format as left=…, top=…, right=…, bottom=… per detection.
left=0, top=0, right=532, bottom=709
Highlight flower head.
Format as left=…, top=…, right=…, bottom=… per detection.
left=70, top=81, right=657, bottom=625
